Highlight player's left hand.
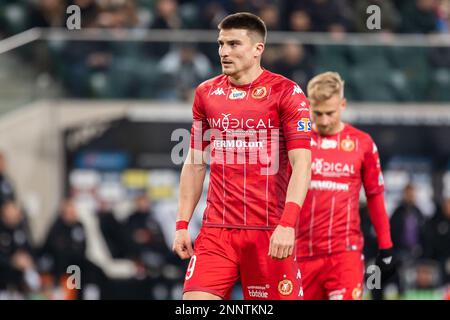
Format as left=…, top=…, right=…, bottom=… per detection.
left=268, top=225, right=295, bottom=260
left=375, top=247, right=397, bottom=283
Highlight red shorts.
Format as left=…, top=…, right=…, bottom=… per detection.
left=298, top=251, right=365, bottom=300
left=183, top=227, right=303, bottom=300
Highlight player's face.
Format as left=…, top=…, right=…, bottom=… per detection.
left=310, top=94, right=346, bottom=135
left=218, top=28, right=264, bottom=77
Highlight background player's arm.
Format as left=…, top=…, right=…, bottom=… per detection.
left=362, top=139, right=396, bottom=280
left=269, top=148, right=311, bottom=259
left=172, top=148, right=206, bottom=259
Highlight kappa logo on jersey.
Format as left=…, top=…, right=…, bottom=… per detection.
left=378, top=172, right=384, bottom=186
left=297, top=118, right=311, bottom=132
left=292, top=84, right=303, bottom=95
left=229, top=88, right=246, bottom=100
left=251, top=86, right=267, bottom=99
left=341, top=138, right=355, bottom=152
left=372, top=142, right=378, bottom=154
left=312, top=158, right=355, bottom=176
left=311, top=138, right=318, bottom=147
left=320, top=138, right=337, bottom=149
left=211, top=87, right=225, bottom=96
left=278, top=279, right=293, bottom=296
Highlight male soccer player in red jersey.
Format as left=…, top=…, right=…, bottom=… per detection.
left=296, top=72, right=396, bottom=300
left=172, top=12, right=312, bottom=300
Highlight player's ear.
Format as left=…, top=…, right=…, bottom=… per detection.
left=254, top=42, right=265, bottom=58
left=340, top=98, right=347, bottom=111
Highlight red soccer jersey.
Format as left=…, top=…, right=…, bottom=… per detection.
left=296, top=124, right=385, bottom=257
left=190, top=69, right=311, bottom=229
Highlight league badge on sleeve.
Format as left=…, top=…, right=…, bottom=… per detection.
left=297, top=118, right=311, bottom=132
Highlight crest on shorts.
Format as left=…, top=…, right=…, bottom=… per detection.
left=352, top=287, right=363, bottom=300
left=251, top=86, right=267, bottom=99
left=278, top=279, right=293, bottom=296
left=341, top=138, right=355, bottom=152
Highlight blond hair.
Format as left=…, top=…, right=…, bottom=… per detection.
left=307, top=71, right=345, bottom=105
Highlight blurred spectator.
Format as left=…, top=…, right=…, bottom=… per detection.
left=0, top=201, right=40, bottom=297
left=97, top=202, right=136, bottom=259
left=151, top=0, right=182, bottom=29
left=258, top=3, right=281, bottom=30
left=292, top=0, right=354, bottom=32
left=272, top=41, right=314, bottom=87
left=0, top=151, right=16, bottom=209
left=40, top=198, right=105, bottom=299
left=425, top=197, right=450, bottom=284
left=198, top=1, right=228, bottom=29
left=436, top=0, right=450, bottom=33
left=158, top=44, right=213, bottom=100
left=96, top=0, right=138, bottom=28
left=400, top=0, right=439, bottom=33
left=353, top=0, right=400, bottom=33
left=391, top=183, right=428, bottom=261
left=149, top=0, right=182, bottom=57
left=288, top=10, right=313, bottom=32
left=223, top=0, right=259, bottom=13
left=28, top=0, right=67, bottom=28
left=125, top=194, right=170, bottom=277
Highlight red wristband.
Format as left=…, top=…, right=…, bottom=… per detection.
left=176, top=220, right=189, bottom=231
left=279, top=202, right=302, bottom=228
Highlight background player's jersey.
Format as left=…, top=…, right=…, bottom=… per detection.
left=296, top=124, right=384, bottom=256
left=190, top=69, right=311, bottom=229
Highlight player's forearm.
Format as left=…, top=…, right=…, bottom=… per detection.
left=367, top=192, right=393, bottom=249
left=285, top=150, right=311, bottom=207
left=177, top=160, right=206, bottom=222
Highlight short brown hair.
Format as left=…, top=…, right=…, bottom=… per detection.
left=218, top=12, right=267, bottom=43
left=307, top=71, right=345, bottom=105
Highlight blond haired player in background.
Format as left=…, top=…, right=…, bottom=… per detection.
left=296, top=72, right=396, bottom=300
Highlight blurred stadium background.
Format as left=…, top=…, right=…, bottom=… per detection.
left=0, top=0, right=450, bottom=300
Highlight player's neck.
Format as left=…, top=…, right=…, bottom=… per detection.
left=314, top=122, right=345, bottom=136
left=228, top=65, right=264, bottom=87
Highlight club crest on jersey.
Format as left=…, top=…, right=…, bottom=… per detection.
left=211, top=87, right=225, bottom=96
left=229, top=88, right=246, bottom=100
left=251, top=86, right=267, bottom=99
left=278, top=279, right=293, bottom=296
left=341, top=138, right=355, bottom=152
left=297, top=118, right=311, bottom=132
left=352, top=287, right=363, bottom=300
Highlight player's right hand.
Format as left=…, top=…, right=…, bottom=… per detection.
left=172, top=230, right=194, bottom=260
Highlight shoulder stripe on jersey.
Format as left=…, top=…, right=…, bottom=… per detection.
left=222, top=162, right=226, bottom=224
left=328, top=196, right=336, bottom=255
left=266, top=167, right=269, bottom=226
left=244, top=153, right=247, bottom=225
left=345, top=198, right=351, bottom=249
left=309, top=195, right=316, bottom=257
